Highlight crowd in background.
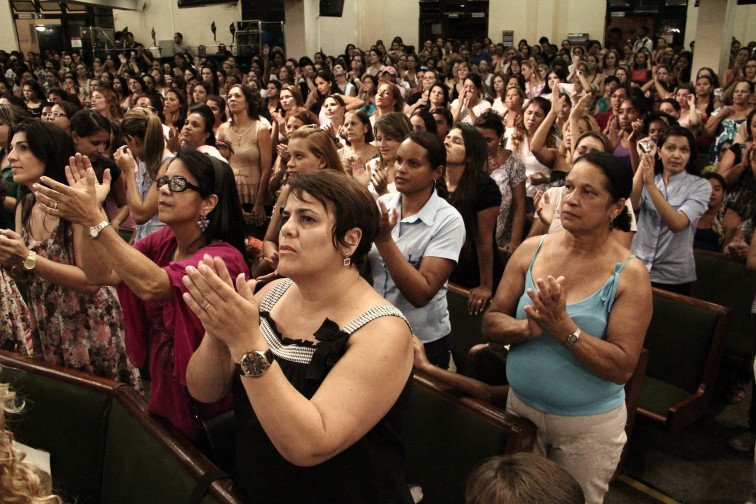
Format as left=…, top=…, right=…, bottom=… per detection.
left=0, top=27, right=755, bottom=503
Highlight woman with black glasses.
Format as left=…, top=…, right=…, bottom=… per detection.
left=34, top=148, right=248, bottom=441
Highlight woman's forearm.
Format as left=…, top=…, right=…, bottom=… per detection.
left=187, top=333, right=235, bottom=403
left=646, top=183, right=690, bottom=232
left=510, top=185, right=526, bottom=245
left=375, top=237, right=441, bottom=308
left=80, top=209, right=172, bottom=300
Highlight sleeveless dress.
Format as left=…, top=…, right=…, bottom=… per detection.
left=24, top=219, right=140, bottom=389
left=0, top=270, right=30, bottom=354
left=224, top=120, right=270, bottom=208
left=507, top=236, right=635, bottom=415
left=233, top=279, right=414, bottom=503
left=489, top=152, right=527, bottom=245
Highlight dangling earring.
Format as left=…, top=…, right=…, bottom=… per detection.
left=197, top=213, right=209, bottom=232
left=343, top=255, right=351, bottom=267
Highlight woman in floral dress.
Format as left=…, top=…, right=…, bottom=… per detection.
left=0, top=120, right=139, bottom=389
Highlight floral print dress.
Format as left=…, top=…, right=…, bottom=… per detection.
left=0, top=269, right=30, bottom=354
left=24, top=219, right=141, bottom=390
left=489, top=152, right=527, bottom=246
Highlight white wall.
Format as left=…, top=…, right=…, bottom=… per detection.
left=488, top=0, right=606, bottom=46
left=0, top=0, right=19, bottom=52
left=685, top=2, right=756, bottom=48
left=114, top=1, right=241, bottom=52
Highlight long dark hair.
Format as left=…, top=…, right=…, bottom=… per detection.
left=10, top=121, right=76, bottom=240
left=448, top=124, right=488, bottom=254
left=172, top=149, right=245, bottom=256
left=406, top=131, right=448, bottom=199
left=187, top=104, right=216, bottom=146
left=228, top=84, right=261, bottom=121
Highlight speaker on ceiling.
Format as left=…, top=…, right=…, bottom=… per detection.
left=319, top=0, right=344, bottom=17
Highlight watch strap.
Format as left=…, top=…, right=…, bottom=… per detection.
left=564, top=327, right=582, bottom=346
left=22, top=250, right=37, bottom=271
left=90, top=219, right=111, bottom=239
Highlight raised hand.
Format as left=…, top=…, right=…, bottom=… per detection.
left=375, top=200, right=398, bottom=244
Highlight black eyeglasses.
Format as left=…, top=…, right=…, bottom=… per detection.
left=156, top=175, right=202, bottom=193
left=42, top=111, right=67, bottom=118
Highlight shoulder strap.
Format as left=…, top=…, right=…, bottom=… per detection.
left=259, top=278, right=294, bottom=312
left=618, top=255, right=636, bottom=271
left=527, top=235, right=547, bottom=272
left=600, top=255, right=637, bottom=310
left=342, top=304, right=410, bottom=335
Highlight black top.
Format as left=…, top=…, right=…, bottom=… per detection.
left=449, top=173, right=505, bottom=291
left=233, top=280, right=414, bottom=504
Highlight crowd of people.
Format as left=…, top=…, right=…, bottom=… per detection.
left=0, top=27, right=755, bottom=503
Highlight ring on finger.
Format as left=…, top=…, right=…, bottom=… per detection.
left=50, top=200, right=59, bottom=210
left=203, top=300, right=212, bottom=312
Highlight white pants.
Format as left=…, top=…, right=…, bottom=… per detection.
left=507, top=391, right=627, bottom=504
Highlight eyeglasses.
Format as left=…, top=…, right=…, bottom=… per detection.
left=156, top=175, right=202, bottom=193
left=41, top=111, right=67, bottom=118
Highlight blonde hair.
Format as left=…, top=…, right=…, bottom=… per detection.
left=120, top=108, right=165, bottom=180
left=288, top=126, right=345, bottom=172
left=0, top=383, right=62, bottom=504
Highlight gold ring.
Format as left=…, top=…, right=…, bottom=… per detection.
left=50, top=200, right=58, bottom=210
left=203, top=300, right=212, bottom=312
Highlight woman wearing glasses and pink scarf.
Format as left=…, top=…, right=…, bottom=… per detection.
left=34, top=148, right=248, bottom=441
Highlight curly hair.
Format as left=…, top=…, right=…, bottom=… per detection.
left=0, top=382, right=61, bottom=503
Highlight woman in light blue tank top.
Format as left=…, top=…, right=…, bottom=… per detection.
left=483, top=152, right=652, bottom=504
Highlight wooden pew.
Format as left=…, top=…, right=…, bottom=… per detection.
left=0, top=350, right=244, bottom=504
left=637, top=289, right=731, bottom=433
left=402, top=370, right=535, bottom=504
left=691, top=249, right=756, bottom=364
left=447, top=282, right=487, bottom=375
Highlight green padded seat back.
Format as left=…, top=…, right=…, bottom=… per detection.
left=100, top=393, right=224, bottom=504
left=402, top=379, right=522, bottom=504
left=691, top=251, right=756, bottom=359
left=0, top=365, right=111, bottom=504
left=644, top=294, right=720, bottom=394
left=447, top=285, right=485, bottom=376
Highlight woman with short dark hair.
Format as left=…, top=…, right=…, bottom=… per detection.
left=185, top=169, right=414, bottom=502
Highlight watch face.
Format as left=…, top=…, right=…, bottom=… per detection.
left=240, top=352, right=270, bottom=377
left=90, top=228, right=99, bottom=238
left=567, top=333, right=578, bottom=345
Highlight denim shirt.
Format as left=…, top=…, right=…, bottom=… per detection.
left=368, top=191, right=465, bottom=344
left=631, top=171, right=711, bottom=284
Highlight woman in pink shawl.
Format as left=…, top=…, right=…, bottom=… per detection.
left=35, top=149, right=247, bottom=440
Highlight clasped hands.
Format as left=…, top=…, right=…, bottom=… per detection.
left=182, top=254, right=264, bottom=358
left=523, top=275, right=574, bottom=341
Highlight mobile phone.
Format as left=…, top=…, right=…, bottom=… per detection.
left=639, top=139, right=654, bottom=153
